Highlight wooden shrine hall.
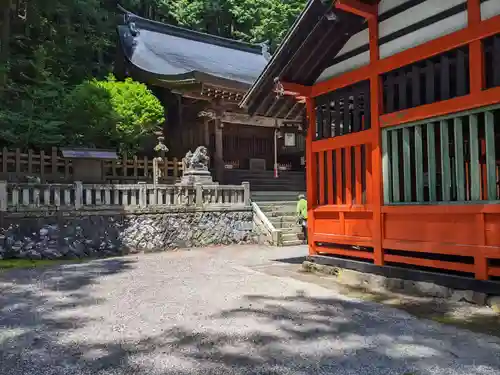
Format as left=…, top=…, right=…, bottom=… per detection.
left=241, top=0, right=500, bottom=288
left=116, top=7, right=306, bottom=188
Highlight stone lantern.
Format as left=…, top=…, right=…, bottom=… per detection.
left=153, top=132, right=169, bottom=185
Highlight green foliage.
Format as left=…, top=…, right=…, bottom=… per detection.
left=247, top=0, right=306, bottom=49
left=0, top=0, right=117, bottom=149
left=62, top=75, right=165, bottom=154
left=0, top=258, right=84, bottom=271
left=160, top=0, right=306, bottom=49
left=0, top=0, right=307, bottom=150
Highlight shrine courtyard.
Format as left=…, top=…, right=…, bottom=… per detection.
left=1, top=244, right=499, bottom=375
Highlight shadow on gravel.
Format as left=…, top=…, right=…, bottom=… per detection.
left=2, top=260, right=500, bottom=375
left=64, top=292, right=500, bottom=374
left=271, top=256, right=306, bottom=264
left=332, top=283, right=500, bottom=338
left=0, top=258, right=135, bottom=372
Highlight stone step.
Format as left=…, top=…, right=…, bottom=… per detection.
left=250, top=183, right=306, bottom=188
left=252, top=187, right=306, bottom=193
left=228, top=172, right=304, bottom=176
left=266, top=214, right=296, bottom=220
left=258, top=203, right=296, bottom=210
left=256, top=200, right=297, bottom=206
left=269, top=217, right=297, bottom=226
left=269, top=215, right=298, bottom=222
left=279, top=225, right=302, bottom=233
left=282, top=231, right=301, bottom=240
left=227, top=174, right=305, bottom=180
left=259, top=208, right=296, bottom=215
left=251, top=192, right=305, bottom=202
left=257, top=202, right=296, bottom=208
left=282, top=239, right=304, bottom=246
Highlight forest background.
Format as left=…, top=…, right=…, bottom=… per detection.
left=0, top=0, right=306, bottom=153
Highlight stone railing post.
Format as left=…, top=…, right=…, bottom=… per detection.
left=242, top=181, right=250, bottom=205
left=195, top=183, right=203, bottom=206
left=74, top=181, right=83, bottom=209
left=0, top=181, right=7, bottom=211
left=139, top=183, right=147, bottom=208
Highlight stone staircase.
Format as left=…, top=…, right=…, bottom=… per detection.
left=251, top=191, right=302, bottom=202
left=256, top=201, right=303, bottom=246
left=224, top=170, right=306, bottom=192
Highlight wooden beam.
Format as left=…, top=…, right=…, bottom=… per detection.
left=284, top=102, right=300, bottom=119
left=279, top=81, right=312, bottom=97
left=335, top=0, right=377, bottom=20
left=264, top=97, right=282, bottom=117
left=312, top=65, right=372, bottom=97
left=221, top=112, right=285, bottom=127
left=380, top=86, right=500, bottom=128
left=312, top=128, right=375, bottom=152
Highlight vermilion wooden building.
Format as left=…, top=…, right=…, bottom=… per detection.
left=242, top=0, right=500, bottom=287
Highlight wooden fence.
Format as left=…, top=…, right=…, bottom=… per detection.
left=0, top=181, right=251, bottom=211
left=0, top=147, right=183, bottom=183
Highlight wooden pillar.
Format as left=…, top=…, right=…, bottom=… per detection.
left=368, top=15, right=384, bottom=266
left=468, top=0, right=488, bottom=280
left=468, top=0, right=484, bottom=94
left=203, top=117, right=210, bottom=147
left=214, top=118, right=224, bottom=183
left=305, top=98, right=317, bottom=255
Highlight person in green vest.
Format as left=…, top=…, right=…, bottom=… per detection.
left=296, top=194, right=308, bottom=244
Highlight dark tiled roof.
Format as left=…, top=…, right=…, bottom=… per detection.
left=117, top=8, right=269, bottom=87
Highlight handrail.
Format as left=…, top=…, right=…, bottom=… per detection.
left=251, top=201, right=281, bottom=245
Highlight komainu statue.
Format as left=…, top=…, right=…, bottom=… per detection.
left=183, top=146, right=209, bottom=172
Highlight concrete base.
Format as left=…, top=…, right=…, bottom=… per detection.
left=303, top=257, right=500, bottom=306
left=179, top=170, right=216, bottom=185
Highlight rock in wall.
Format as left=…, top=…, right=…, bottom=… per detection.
left=0, top=210, right=254, bottom=260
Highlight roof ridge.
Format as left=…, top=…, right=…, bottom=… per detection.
left=118, top=5, right=265, bottom=55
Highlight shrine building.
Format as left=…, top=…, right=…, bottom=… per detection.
left=241, top=0, right=500, bottom=288
left=116, top=7, right=306, bottom=194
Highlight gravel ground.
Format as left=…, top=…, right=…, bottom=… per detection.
left=1, top=245, right=500, bottom=375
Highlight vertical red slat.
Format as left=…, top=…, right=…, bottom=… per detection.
left=327, top=150, right=334, bottom=204
left=365, top=144, right=373, bottom=204
left=355, top=145, right=363, bottom=204
left=319, top=151, right=326, bottom=205
left=336, top=149, right=343, bottom=205
left=345, top=147, right=353, bottom=205
left=475, top=213, right=489, bottom=280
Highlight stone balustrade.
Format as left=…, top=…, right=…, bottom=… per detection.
left=0, top=181, right=251, bottom=211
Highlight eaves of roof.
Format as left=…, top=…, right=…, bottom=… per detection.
left=239, top=0, right=368, bottom=120
left=117, top=5, right=269, bottom=91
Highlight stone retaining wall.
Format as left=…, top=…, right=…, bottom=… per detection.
left=0, top=207, right=254, bottom=260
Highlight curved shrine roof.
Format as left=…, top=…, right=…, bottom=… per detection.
left=117, top=8, right=269, bottom=89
